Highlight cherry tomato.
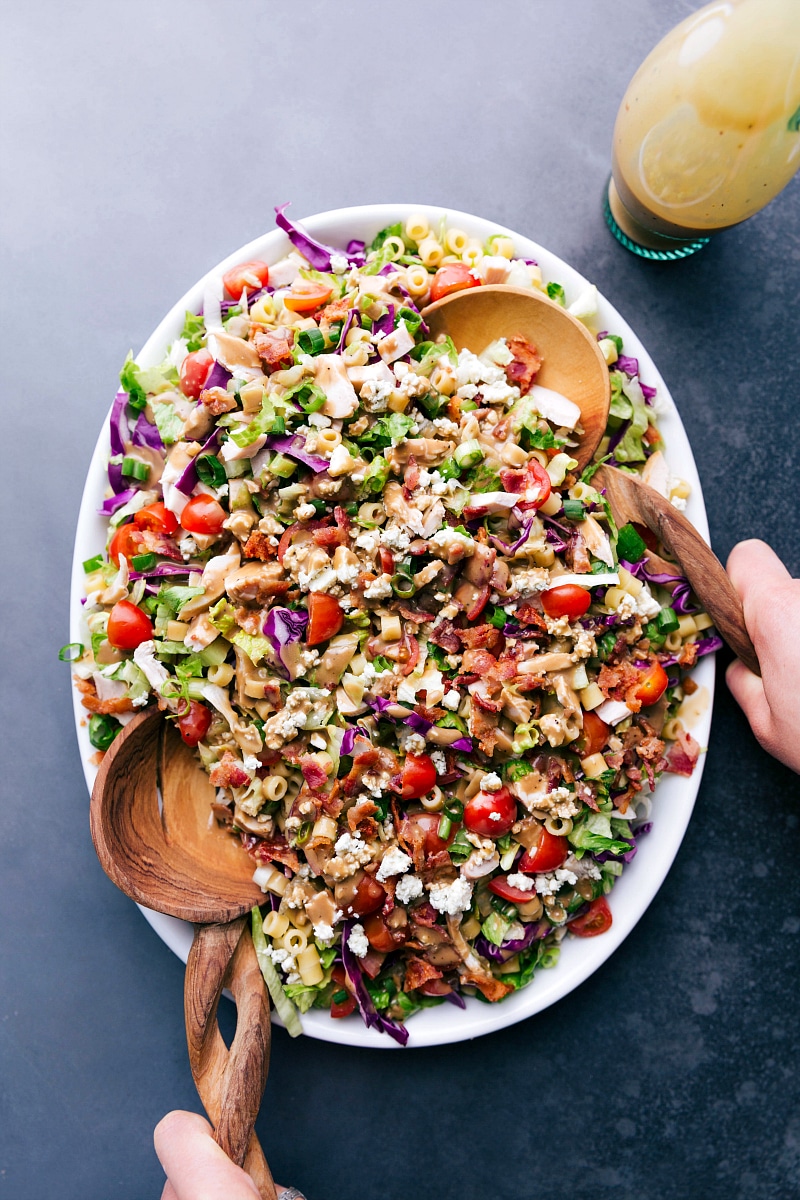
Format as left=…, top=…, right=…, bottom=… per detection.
left=180, top=494, right=227, bottom=535
left=107, top=599, right=153, bottom=650
left=177, top=701, right=213, bottom=747
left=488, top=875, right=538, bottom=904
left=306, top=593, right=344, bottom=646
left=402, top=811, right=457, bottom=857
left=542, top=584, right=592, bottom=620
left=518, top=827, right=569, bottom=874
left=463, top=786, right=517, bottom=838
left=283, top=280, right=334, bottom=313
left=363, top=911, right=407, bottom=953
left=517, top=460, right=552, bottom=511
left=108, top=522, right=144, bottom=567
left=634, top=661, right=669, bottom=706
left=346, top=874, right=387, bottom=918
left=429, top=264, right=482, bottom=304
left=569, top=895, right=612, bottom=937
left=579, top=710, right=610, bottom=758
left=222, top=260, right=270, bottom=300
left=400, top=753, right=437, bottom=800
left=134, top=501, right=179, bottom=537
left=330, top=964, right=357, bottom=1018
left=179, top=348, right=214, bottom=399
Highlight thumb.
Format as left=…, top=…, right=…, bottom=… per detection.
left=726, top=659, right=774, bottom=751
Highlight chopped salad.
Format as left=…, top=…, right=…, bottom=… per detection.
left=69, top=207, right=720, bottom=1044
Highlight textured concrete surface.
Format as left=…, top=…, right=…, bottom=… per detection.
left=2, top=2, right=799, bottom=1197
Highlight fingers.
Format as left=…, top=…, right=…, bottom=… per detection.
left=726, top=539, right=791, bottom=600
left=154, top=1111, right=260, bottom=1200
left=726, top=659, right=774, bottom=751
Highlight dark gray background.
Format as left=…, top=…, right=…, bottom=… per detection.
left=2, top=1, right=799, bottom=1197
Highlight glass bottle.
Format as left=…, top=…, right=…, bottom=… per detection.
left=605, top=0, right=800, bottom=259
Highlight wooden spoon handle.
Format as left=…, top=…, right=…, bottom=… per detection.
left=185, top=918, right=277, bottom=1200
left=596, top=466, right=760, bottom=676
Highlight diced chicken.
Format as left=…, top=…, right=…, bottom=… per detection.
left=641, top=449, right=670, bottom=497
left=314, top=354, right=359, bottom=418
left=377, top=322, right=416, bottom=364
left=346, top=361, right=395, bottom=392
left=225, top=561, right=289, bottom=605
left=529, top=383, right=581, bottom=431
left=208, top=331, right=263, bottom=375
left=578, top=514, right=614, bottom=568
left=179, top=544, right=241, bottom=620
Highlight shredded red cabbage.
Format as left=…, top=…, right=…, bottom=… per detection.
left=265, top=434, right=330, bottom=474
left=131, top=412, right=163, bottom=451
left=340, top=727, right=357, bottom=756
left=98, top=489, right=138, bottom=516
left=660, top=634, right=723, bottom=667
left=336, top=308, right=361, bottom=354
left=405, top=711, right=432, bottom=736
left=109, top=390, right=130, bottom=457
left=203, top=361, right=232, bottom=392
left=490, top=518, right=534, bottom=556
left=621, top=558, right=698, bottom=614
left=129, top=562, right=191, bottom=581
left=443, top=989, right=466, bottom=1009
left=175, top=428, right=222, bottom=496
left=107, top=457, right=127, bottom=495
left=274, top=203, right=364, bottom=272
left=262, top=607, right=308, bottom=678
left=450, top=736, right=474, bottom=753
left=616, top=354, right=640, bottom=377
left=475, top=919, right=551, bottom=962
left=372, top=304, right=395, bottom=338
left=341, top=923, right=409, bottom=1045
left=641, top=383, right=657, bottom=403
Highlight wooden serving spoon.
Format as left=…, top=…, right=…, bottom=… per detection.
left=423, top=283, right=611, bottom=470
left=422, top=282, right=759, bottom=674
left=90, top=706, right=278, bottom=1200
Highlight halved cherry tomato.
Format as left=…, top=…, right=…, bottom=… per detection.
left=222, top=260, right=270, bottom=300
left=579, top=710, right=610, bottom=757
left=518, top=827, right=569, bottom=874
left=330, top=964, right=357, bottom=1018
left=305, top=593, right=343, bottom=646
left=107, top=599, right=154, bottom=650
left=516, top=459, right=552, bottom=511
left=569, top=895, right=612, bottom=937
left=180, top=494, right=227, bottom=535
left=463, top=786, right=517, bottom=838
left=179, top=348, right=214, bottom=399
left=346, top=874, right=387, bottom=918
left=429, top=264, right=481, bottom=304
left=363, top=911, right=407, bottom=953
left=400, top=753, right=436, bottom=800
left=634, top=662, right=669, bottom=706
left=283, top=280, right=334, bottom=313
left=177, top=701, right=213, bottom=747
left=379, top=547, right=395, bottom=576
left=134, top=501, right=179, bottom=537
left=402, top=811, right=457, bottom=857
left=108, top=522, right=144, bottom=567
left=489, top=875, right=538, bottom=903
left=542, top=584, right=592, bottom=620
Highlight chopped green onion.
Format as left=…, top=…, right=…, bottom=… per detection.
left=58, top=642, right=84, bottom=662
left=121, top=456, right=149, bottom=481
left=656, top=606, right=680, bottom=633
left=269, top=453, right=297, bottom=479
left=82, top=555, right=103, bottom=573
left=396, top=307, right=422, bottom=335
left=443, top=799, right=464, bottom=822
left=616, top=522, right=647, bottom=563
left=131, top=552, right=157, bottom=572
left=486, top=605, right=508, bottom=630
left=332, top=989, right=349, bottom=1005
left=292, top=383, right=327, bottom=414
left=505, top=761, right=533, bottom=782
left=196, top=455, right=228, bottom=488
left=415, top=392, right=443, bottom=420
left=295, top=328, right=326, bottom=356
left=88, top=713, right=121, bottom=751
left=295, top=822, right=312, bottom=846
left=438, top=458, right=462, bottom=481
left=437, top=814, right=453, bottom=840
left=546, top=282, right=566, bottom=306
left=454, top=438, right=485, bottom=470
left=562, top=498, right=586, bottom=522
left=460, top=400, right=479, bottom=412
left=391, top=571, right=416, bottom=599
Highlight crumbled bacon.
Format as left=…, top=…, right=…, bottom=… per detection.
left=252, top=838, right=301, bottom=873
left=461, top=969, right=514, bottom=1003
left=243, top=532, right=275, bottom=561
left=300, top=755, right=329, bottom=792
left=200, top=386, right=237, bottom=415
left=252, top=327, right=294, bottom=370
left=209, top=750, right=250, bottom=789
left=515, top=603, right=548, bottom=631
left=678, top=642, right=699, bottom=667
left=312, top=526, right=347, bottom=549
left=410, top=902, right=439, bottom=927
left=404, top=454, right=420, bottom=492
left=458, top=624, right=505, bottom=654
left=665, top=730, right=700, bottom=777
left=403, top=956, right=442, bottom=992
left=429, top=618, right=461, bottom=654
left=347, top=798, right=380, bottom=837
left=598, top=661, right=644, bottom=712
left=504, top=335, right=542, bottom=395
left=468, top=705, right=501, bottom=755
left=73, top=676, right=134, bottom=715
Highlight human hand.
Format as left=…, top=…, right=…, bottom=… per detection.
left=154, top=1110, right=269, bottom=1200
left=726, top=539, right=800, bottom=774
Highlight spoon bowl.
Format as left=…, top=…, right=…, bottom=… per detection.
left=90, top=706, right=277, bottom=1199
left=422, top=283, right=611, bottom=469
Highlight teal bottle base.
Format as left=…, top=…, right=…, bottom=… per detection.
left=603, top=179, right=711, bottom=261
